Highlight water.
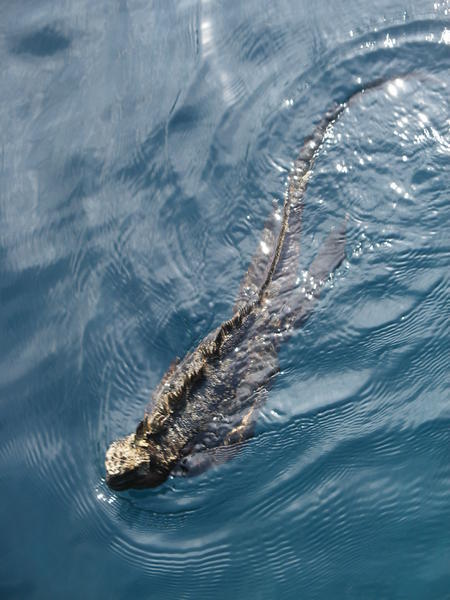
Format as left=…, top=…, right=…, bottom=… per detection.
left=1, top=1, right=449, bottom=598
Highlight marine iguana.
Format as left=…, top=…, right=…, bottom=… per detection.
left=105, top=79, right=390, bottom=491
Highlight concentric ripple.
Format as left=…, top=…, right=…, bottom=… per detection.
left=88, top=19, right=449, bottom=586
left=0, top=1, right=449, bottom=598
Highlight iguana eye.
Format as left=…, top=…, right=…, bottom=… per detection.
left=135, top=419, right=145, bottom=439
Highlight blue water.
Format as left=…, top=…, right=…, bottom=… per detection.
left=1, top=0, right=449, bottom=598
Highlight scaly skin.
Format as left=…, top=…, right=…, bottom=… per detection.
left=105, top=78, right=394, bottom=491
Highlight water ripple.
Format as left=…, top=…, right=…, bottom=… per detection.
left=1, top=4, right=449, bottom=598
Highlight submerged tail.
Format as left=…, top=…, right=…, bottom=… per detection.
left=260, top=76, right=396, bottom=301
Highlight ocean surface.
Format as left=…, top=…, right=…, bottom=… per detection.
left=0, top=1, right=449, bottom=598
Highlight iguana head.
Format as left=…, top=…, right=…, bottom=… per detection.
left=105, top=421, right=169, bottom=490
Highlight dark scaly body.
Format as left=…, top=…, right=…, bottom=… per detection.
left=105, top=79, right=390, bottom=491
